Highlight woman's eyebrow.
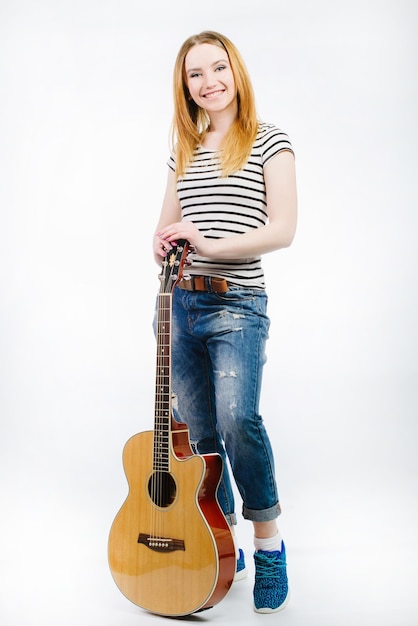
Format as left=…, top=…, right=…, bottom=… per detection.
left=186, top=58, right=229, bottom=73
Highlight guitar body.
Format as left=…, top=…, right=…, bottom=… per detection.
left=108, top=428, right=235, bottom=616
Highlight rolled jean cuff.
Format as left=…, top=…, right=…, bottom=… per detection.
left=225, top=512, right=237, bottom=526
left=242, top=502, right=281, bottom=522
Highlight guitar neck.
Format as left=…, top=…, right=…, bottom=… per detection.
left=154, top=292, right=172, bottom=472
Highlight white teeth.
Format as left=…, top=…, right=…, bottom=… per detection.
left=204, top=90, right=223, bottom=98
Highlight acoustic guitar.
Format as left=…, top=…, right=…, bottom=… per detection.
left=108, top=240, right=236, bottom=616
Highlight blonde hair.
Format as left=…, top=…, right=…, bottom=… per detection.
left=171, top=31, right=258, bottom=178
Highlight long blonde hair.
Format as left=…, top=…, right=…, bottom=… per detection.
left=171, top=31, right=258, bottom=178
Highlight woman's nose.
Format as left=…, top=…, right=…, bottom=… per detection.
left=203, top=72, right=216, bottom=88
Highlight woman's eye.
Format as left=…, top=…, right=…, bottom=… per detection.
left=215, top=65, right=226, bottom=72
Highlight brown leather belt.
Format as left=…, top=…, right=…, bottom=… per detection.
left=177, top=275, right=229, bottom=293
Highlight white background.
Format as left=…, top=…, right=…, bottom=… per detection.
left=1, top=1, right=417, bottom=625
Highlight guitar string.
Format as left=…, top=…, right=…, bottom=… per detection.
left=157, top=292, right=168, bottom=543
left=153, top=254, right=177, bottom=544
left=153, top=293, right=163, bottom=543
left=153, top=296, right=160, bottom=543
left=154, top=291, right=166, bottom=543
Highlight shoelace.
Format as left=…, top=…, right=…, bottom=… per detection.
left=255, top=554, right=287, bottom=579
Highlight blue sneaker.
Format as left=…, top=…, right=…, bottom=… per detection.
left=253, top=543, right=289, bottom=613
left=234, top=548, right=247, bottom=582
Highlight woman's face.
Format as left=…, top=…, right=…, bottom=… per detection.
left=184, top=43, right=237, bottom=116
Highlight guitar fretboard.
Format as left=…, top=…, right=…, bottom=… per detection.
left=154, top=293, right=171, bottom=471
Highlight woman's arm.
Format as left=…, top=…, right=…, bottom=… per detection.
left=153, top=168, right=182, bottom=265
left=157, top=150, right=297, bottom=260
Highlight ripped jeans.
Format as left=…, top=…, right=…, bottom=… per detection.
left=165, top=282, right=280, bottom=525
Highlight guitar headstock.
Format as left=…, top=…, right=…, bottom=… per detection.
left=159, top=240, right=190, bottom=294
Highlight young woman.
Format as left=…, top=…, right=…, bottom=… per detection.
left=153, top=31, right=297, bottom=613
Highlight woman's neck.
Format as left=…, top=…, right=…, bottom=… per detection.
left=202, top=107, right=237, bottom=150
left=202, top=115, right=235, bottom=150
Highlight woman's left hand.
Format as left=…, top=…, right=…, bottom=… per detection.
left=157, top=221, right=212, bottom=257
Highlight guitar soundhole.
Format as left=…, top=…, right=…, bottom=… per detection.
left=148, top=471, right=177, bottom=508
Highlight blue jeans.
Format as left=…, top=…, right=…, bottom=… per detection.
left=160, top=282, right=280, bottom=526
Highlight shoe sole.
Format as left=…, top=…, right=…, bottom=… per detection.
left=233, top=566, right=248, bottom=582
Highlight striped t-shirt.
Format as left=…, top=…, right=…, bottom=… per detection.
left=168, top=122, right=293, bottom=289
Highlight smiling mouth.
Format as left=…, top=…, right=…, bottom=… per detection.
left=203, top=90, right=224, bottom=99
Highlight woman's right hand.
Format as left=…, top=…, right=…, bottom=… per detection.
left=153, top=233, right=176, bottom=265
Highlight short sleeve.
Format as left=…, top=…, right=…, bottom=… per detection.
left=167, top=153, right=176, bottom=172
left=259, top=124, right=294, bottom=165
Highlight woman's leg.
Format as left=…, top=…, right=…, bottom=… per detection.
left=204, top=288, right=280, bottom=522
left=169, top=288, right=237, bottom=525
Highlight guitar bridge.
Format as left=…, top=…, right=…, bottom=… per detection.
left=138, top=533, right=185, bottom=552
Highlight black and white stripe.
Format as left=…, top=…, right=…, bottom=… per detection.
left=169, top=123, right=293, bottom=288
